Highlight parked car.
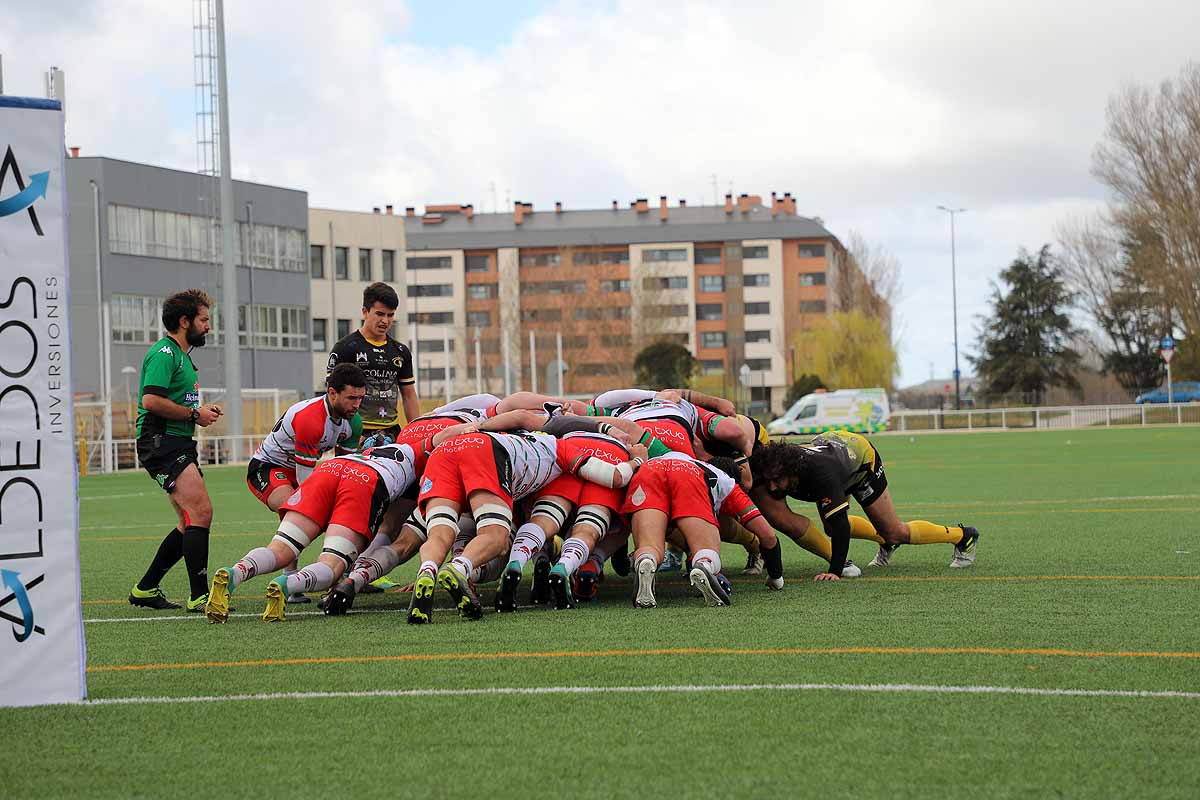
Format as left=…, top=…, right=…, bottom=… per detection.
left=766, top=388, right=890, bottom=436
left=1134, top=382, right=1200, bottom=404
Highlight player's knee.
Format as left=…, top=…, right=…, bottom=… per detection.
left=530, top=497, right=570, bottom=531
left=425, top=507, right=461, bottom=540
left=272, top=519, right=315, bottom=558
left=322, top=536, right=360, bottom=571
left=573, top=504, right=611, bottom=540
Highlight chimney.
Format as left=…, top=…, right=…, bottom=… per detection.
left=724, top=193, right=734, bottom=214
left=69, top=146, right=80, bottom=158
left=523, top=202, right=534, bottom=214
left=783, top=192, right=794, bottom=215
left=464, top=204, right=474, bottom=220
left=514, top=201, right=524, bottom=226
left=659, top=195, right=668, bottom=221
left=612, top=200, right=619, bottom=211
left=373, top=206, right=381, bottom=214
left=770, top=192, right=778, bottom=217
left=405, top=207, right=415, bottom=217
left=635, top=198, right=649, bottom=213
left=385, top=204, right=394, bottom=215
left=554, top=201, right=562, bottom=214
left=738, top=193, right=750, bottom=214
left=679, top=199, right=687, bottom=208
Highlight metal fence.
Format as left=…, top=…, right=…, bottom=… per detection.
left=888, top=402, right=1200, bottom=432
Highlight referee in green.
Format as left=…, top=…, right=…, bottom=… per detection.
left=128, top=289, right=224, bottom=612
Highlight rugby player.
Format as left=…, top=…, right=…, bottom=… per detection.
left=408, top=426, right=648, bottom=623
left=327, top=282, right=418, bottom=439
left=622, top=452, right=773, bottom=608
left=749, top=432, right=980, bottom=581
left=128, top=289, right=222, bottom=613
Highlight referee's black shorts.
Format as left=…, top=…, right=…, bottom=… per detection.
left=136, top=434, right=202, bottom=493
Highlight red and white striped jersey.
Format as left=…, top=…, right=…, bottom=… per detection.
left=657, top=452, right=762, bottom=526
left=484, top=431, right=606, bottom=500
left=254, top=396, right=361, bottom=469
left=333, top=443, right=418, bottom=501
left=612, top=398, right=700, bottom=430
left=433, top=394, right=502, bottom=418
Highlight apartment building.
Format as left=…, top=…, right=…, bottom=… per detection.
left=402, top=193, right=875, bottom=414
left=307, top=206, right=407, bottom=392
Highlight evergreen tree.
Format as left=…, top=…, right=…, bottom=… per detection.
left=633, top=340, right=697, bottom=388
left=970, top=245, right=1082, bottom=404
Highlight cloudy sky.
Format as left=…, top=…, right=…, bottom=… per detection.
left=3, top=0, right=1196, bottom=386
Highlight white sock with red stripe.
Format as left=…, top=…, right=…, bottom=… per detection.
left=348, top=548, right=401, bottom=591
left=692, top=548, right=722, bottom=575
left=232, top=547, right=277, bottom=588
left=450, top=555, right=475, bottom=580
left=284, top=561, right=335, bottom=594
left=509, top=522, right=547, bottom=569
left=557, top=537, right=591, bottom=576
left=418, top=560, right=439, bottom=578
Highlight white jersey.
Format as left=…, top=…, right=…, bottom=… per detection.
left=254, top=396, right=360, bottom=469
left=433, top=393, right=501, bottom=418
left=485, top=431, right=562, bottom=500
left=335, top=443, right=418, bottom=501
left=612, top=398, right=699, bottom=430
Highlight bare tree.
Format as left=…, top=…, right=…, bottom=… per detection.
left=838, top=231, right=901, bottom=341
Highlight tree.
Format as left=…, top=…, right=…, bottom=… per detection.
left=838, top=231, right=901, bottom=324
left=1057, top=214, right=1168, bottom=394
left=1092, top=63, right=1200, bottom=377
left=790, top=311, right=897, bottom=391
left=970, top=246, right=1082, bottom=404
left=633, top=340, right=696, bottom=388
left=784, top=374, right=826, bottom=406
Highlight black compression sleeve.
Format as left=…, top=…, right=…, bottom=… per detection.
left=825, top=508, right=851, bottom=576
left=541, top=416, right=604, bottom=436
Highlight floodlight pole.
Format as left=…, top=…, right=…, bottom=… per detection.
left=938, top=206, right=966, bottom=410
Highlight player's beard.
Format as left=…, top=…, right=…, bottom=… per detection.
left=185, top=322, right=207, bottom=347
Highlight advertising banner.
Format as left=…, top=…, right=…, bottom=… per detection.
left=0, top=95, right=87, bottom=706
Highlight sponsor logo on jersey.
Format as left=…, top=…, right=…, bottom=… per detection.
left=160, top=346, right=173, bottom=354
left=392, top=357, right=404, bottom=367
left=356, top=351, right=369, bottom=363
left=630, top=486, right=646, bottom=506
left=287, top=488, right=302, bottom=505
left=327, top=353, right=338, bottom=370
left=421, top=477, right=433, bottom=494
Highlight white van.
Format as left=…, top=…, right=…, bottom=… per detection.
left=766, top=388, right=890, bottom=437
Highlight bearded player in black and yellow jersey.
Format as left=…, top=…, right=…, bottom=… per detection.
left=749, top=430, right=979, bottom=580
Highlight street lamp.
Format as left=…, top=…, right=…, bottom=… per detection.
left=937, top=205, right=966, bottom=410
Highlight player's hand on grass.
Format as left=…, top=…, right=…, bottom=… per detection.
left=196, top=405, right=222, bottom=427
left=813, top=572, right=840, bottom=582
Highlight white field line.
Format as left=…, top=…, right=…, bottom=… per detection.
left=84, top=606, right=536, bottom=623
left=71, top=682, right=1200, bottom=707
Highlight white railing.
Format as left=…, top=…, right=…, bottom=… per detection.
left=886, top=402, right=1200, bottom=433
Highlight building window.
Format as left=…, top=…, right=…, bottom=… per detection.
left=335, top=247, right=349, bottom=280
left=699, top=275, right=725, bottom=293
left=745, top=329, right=771, bottom=343
left=336, top=318, right=351, bottom=340
left=744, top=273, right=770, bottom=287
left=575, top=363, right=622, bottom=377
left=476, top=338, right=501, bottom=354
left=522, top=308, right=563, bottom=322
left=519, top=252, right=560, bottom=267
left=409, top=311, right=454, bottom=325
left=642, top=248, right=688, bottom=263
left=310, top=245, right=325, bottom=278
left=246, top=305, right=309, bottom=350
left=407, top=255, right=452, bottom=270
left=742, top=245, right=769, bottom=259
left=573, top=307, right=629, bottom=321
left=381, top=249, right=395, bottom=281
left=745, top=302, right=770, bottom=315
left=312, top=318, right=327, bottom=352
left=524, top=281, right=587, bottom=294
left=645, top=304, right=689, bottom=318
left=466, top=311, right=492, bottom=327
left=745, top=358, right=772, bottom=371
left=422, top=367, right=457, bottom=381
left=655, top=333, right=690, bottom=346
left=601, top=334, right=631, bottom=347
left=798, top=243, right=826, bottom=258
left=799, top=272, right=826, bottom=286
left=700, top=331, right=726, bottom=349
left=358, top=248, right=372, bottom=281
left=418, top=339, right=456, bottom=353
left=574, top=249, right=629, bottom=265
left=799, top=300, right=827, bottom=313
left=408, top=284, right=454, bottom=298
left=110, top=294, right=162, bottom=344
left=643, top=276, right=688, bottom=291
left=694, top=247, right=721, bottom=265
left=599, top=279, right=630, bottom=293
left=468, top=283, right=498, bottom=300
left=465, top=254, right=490, bottom=273
left=106, top=204, right=304, bottom=270
left=696, top=303, right=723, bottom=321
left=699, top=359, right=724, bottom=375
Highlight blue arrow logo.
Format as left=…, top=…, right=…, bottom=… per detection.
left=0, top=569, right=35, bottom=642
left=0, top=170, right=49, bottom=218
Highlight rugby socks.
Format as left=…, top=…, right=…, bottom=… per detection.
left=557, top=537, right=591, bottom=576
left=760, top=540, right=784, bottom=580
left=285, top=561, right=335, bottom=594
left=450, top=555, right=475, bottom=580
left=136, top=527, right=183, bottom=591
left=794, top=524, right=833, bottom=560
left=849, top=515, right=887, bottom=545
left=418, top=560, right=439, bottom=578
left=907, top=521, right=965, bottom=545
left=181, top=525, right=210, bottom=601
left=349, top=549, right=400, bottom=591
left=232, top=547, right=277, bottom=589
left=475, top=554, right=508, bottom=584
left=720, top=518, right=759, bottom=553
left=692, top=548, right=722, bottom=575
left=510, top=522, right=547, bottom=569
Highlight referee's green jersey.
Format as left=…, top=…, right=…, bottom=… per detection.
left=136, top=336, right=200, bottom=438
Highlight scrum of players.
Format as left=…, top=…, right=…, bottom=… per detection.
left=204, top=370, right=980, bottom=624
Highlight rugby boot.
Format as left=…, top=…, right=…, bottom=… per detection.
left=262, top=576, right=288, bottom=622
left=611, top=542, right=631, bottom=577
left=572, top=560, right=603, bottom=602
left=323, top=577, right=357, bottom=616
left=632, top=555, right=657, bottom=609
left=841, top=560, right=862, bottom=578
left=742, top=551, right=764, bottom=575
left=868, top=544, right=899, bottom=568
left=949, top=525, right=980, bottom=568
left=437, top=564, right=483, bottom=621
left=205, top=567, right=233, bottom=623
left=529, top=557, right=552, bottom=606
left=185, top=593, right=209, bottom=613
left=548, top=563, right=575, bottom=610
left=689, top=563, right=731, bottom=607
left=286, top=593, right=312, bottom=605
left=495, top=561, right=522, bottom=613
left=407, top=571, right=435, bottom=624
left=128, top=585, right=181, bottom=610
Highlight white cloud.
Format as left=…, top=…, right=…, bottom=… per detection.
left=4, top=0, right=1196, bottom=384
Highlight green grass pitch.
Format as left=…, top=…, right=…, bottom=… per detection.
left=4, top=427, right=1200, bottom=798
